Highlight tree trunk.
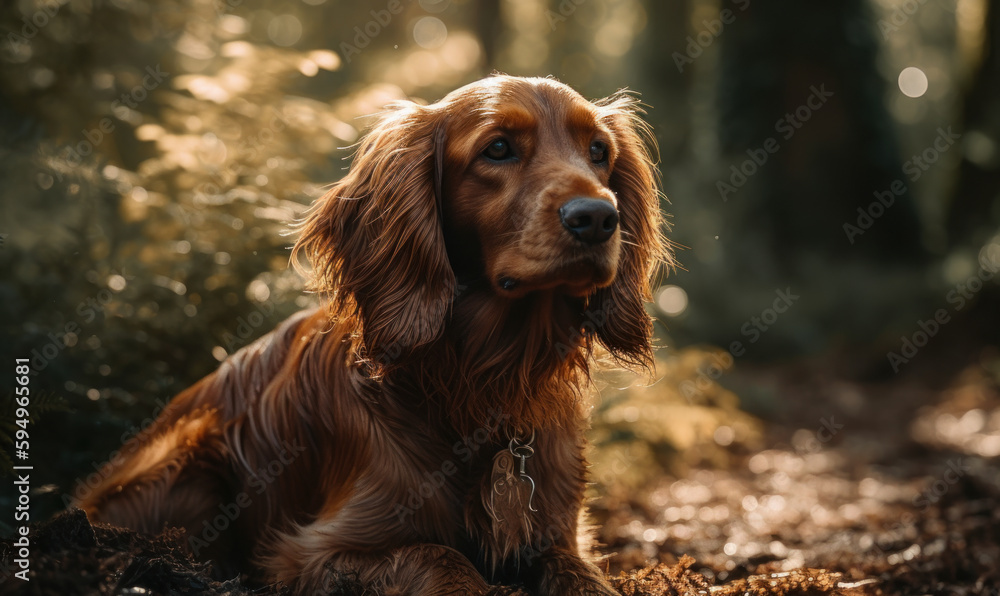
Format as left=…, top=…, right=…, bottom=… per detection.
left=947, top=0, right=1000, bottom=249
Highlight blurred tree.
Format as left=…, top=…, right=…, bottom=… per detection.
left=946, top=0, right=1000, bottom=340
left=637, top=0, right=691, bottom=165
left=476, top=0, right=502, bottom=67
left=698, top=0, right=931, bottom=355
left=947, top=0, right=1000, bottom=249
left=717, top=0, right=926, bottom=265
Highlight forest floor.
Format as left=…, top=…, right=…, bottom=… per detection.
left=596, top=350, right=1000, bottom=596
left=3, top=333, right=998, bottom=596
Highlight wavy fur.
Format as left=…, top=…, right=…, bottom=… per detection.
left=80, top=75, right=669, bottom=595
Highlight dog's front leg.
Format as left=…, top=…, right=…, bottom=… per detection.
left=289, top=543, right=529, bottom=596
left=528, top=546, right=619, bottom=596
left=510, top=503, right=617, bottom=595
left=510, top=426, right=619, bottom=595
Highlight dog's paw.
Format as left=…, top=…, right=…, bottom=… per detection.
left=486, top=587, right=531, bottom=596
left=532, top=550, right=620, bottom=596
left=538, top=574, right=620, bottom=596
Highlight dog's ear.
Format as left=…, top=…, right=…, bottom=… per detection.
left=588, top=93, right=670, bottom=370
left=294, top=102, right=454, bottom=370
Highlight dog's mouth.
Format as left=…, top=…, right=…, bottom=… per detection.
left=494, top=278, right=607, bottom=298
left=492, top=254, right=618, bottom=298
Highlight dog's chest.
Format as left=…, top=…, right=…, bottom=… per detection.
left=383, top=426, right=527, bottom=539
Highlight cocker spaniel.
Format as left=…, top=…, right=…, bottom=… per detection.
left=80, top=75, right=668, bottom=595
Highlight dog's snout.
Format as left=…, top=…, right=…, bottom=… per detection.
left=559, top=198, right=619, bottom=244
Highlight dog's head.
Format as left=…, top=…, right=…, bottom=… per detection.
left=294, top=75, right=668, bottom=370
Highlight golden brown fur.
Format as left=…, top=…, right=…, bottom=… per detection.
left=79, top=75, right=669, bottom=595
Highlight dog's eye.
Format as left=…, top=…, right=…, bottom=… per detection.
left=590, top=140, right=609, bottom=164
left=483, top=138, right=514, bottom=162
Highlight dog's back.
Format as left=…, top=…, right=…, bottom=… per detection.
left=80, top=308, right=338, bottom=568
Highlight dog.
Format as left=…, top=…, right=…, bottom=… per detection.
left=80, top=75, right=668, bottom=595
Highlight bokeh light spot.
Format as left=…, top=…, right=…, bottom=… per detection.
left=413, top=17, right=447, bottom=49
left=898, top=67, right=928, bottom=98
left=268, top=14, right=303, bottom=47
left=298, top=59, right=319, bottom=76
left=308, top=49, right=341, bottom=71
left=30, top=67, right=55, bottom=88
left=714, top=425, right=735, bottom=446
left=655, top=285, right=689, bottom=316
left=108, top=274, right=127, bottom=291
left=594, top=21, right=634, bottom=57
left=212, top=346, right=229, bottom=361
left=248, top=279, right=271, bottom=302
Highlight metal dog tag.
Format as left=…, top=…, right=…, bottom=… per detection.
left=488, top=434, right=537, bottom=527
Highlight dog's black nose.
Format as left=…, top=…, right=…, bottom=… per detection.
left=559, top=198, right=619, bottom=244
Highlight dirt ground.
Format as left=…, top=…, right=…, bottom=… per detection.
left=3, top=341, right=998, bottom=596
left=594, top=352, right=1000, bottom=596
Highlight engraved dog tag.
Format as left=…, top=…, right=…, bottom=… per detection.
left=488, top=437, right=537, bottom=527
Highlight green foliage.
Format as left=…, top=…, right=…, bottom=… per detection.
left=589, top=348, right=763, bottom=490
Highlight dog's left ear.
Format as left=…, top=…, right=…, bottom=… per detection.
left=294, top=102, right=455, bottom=370
left=588, top=94, right=670, bottom=369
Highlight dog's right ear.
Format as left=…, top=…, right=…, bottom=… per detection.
left=293, top=102, right=455, bottom=371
